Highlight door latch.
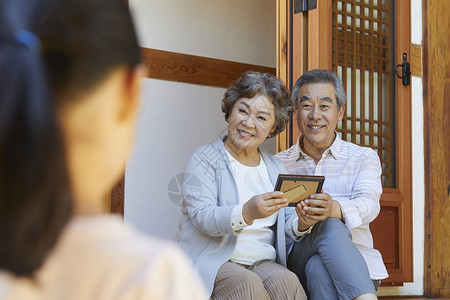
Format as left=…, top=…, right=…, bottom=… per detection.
left=294, top=0, right=317, bottom=13
left=395, top=53, right=411, bottom=86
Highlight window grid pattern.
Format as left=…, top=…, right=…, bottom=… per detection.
left=331, top=0, right=395, bottom=187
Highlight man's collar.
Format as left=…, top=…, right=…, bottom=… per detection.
left=328, top=133, right=342, bottom=159
left=295, top=132, right=342, bottom=161
left=295, top=136, right=308, bottom=161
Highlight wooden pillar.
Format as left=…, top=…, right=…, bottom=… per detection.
left=423, top=0, right=450, bottom=297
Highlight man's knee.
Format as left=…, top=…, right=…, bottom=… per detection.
left=305, top=254, right=324, bottom=279
left=316, top=218, right=352, bottom=241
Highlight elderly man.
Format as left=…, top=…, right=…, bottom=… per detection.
left=277, top=69, right=388, bottom=300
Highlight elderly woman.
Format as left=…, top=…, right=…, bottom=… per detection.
left=176, top=72, right=307, bottom=299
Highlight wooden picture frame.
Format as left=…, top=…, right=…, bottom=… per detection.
left=274, top=174, right=325, bottom=207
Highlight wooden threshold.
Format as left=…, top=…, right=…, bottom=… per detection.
left=379, top=297, right=427, bottom=299
left=379, top=297, right=450, bottom=300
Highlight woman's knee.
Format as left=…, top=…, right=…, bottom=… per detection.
left=213, top=264, right=268, bottom=299
left=235, top=270, right=268, bottom=296
left=238, top=269, right=263, bottom=285
left=265, top=268, right=306, bottom=299
left=268, top=267, right=300, bottom=287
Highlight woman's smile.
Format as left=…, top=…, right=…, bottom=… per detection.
left=237, top=128, right=254, bottom=137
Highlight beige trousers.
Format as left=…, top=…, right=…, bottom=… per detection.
left=211, top=260, right=307, bottom=300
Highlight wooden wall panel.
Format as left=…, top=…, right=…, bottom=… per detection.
left=423, top=0, right=450, bottom=297
left=371, top=205, right=399, bottom=270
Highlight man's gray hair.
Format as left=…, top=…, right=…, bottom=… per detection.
left=291, top=69, right=347, bottom=109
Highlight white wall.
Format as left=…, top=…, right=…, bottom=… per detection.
left=378, top=0, right=424, bottom=296
left=125, top=0, right=276, bottom=240
left=132, top=0, right=276, bottom=67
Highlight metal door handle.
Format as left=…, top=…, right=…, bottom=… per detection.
left=395, top=53, right=411, bottom=86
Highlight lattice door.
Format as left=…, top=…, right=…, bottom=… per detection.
left=332, top=0, right=395, bottom=188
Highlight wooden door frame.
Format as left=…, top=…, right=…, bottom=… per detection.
left=277, top=0, right=413, bottom=284
left=390, top=0, right=413, bottom=283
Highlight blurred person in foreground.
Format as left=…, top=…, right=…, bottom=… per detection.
left=0, top=0, right=207, bottom=299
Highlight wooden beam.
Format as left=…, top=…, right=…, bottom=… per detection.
left=276, top=0, right=289, bottom=152
left=140, top=48, right=276, bottom=89
left=423, top=0, right=450, bottom=297
left=410, top=44, right=422, bottom=77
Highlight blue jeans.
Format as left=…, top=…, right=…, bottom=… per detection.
left=287, top=218, right=376, bottom=300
